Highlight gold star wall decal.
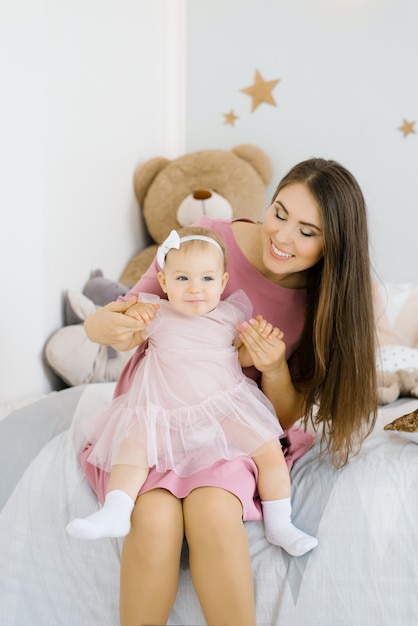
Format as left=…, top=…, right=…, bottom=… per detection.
left=240, top=70, right=280, bottom=112
left=398, top=119, right=416, bottom=137
left=223, top=109, right=239, bottom=126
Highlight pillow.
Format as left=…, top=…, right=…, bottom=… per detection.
left=376, top=345, right=418, bottom=372
left=0, top=394, right=47, bottom=423
left=0, top=386, right=87, bottom=509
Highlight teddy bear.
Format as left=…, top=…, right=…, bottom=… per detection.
left=44, top=145, right=272, bottom=387
left=373, top=279, right=418, bottom=405
left=376, top=344, right=418, bottom=404
left=119, top=144, right=272, bottom=286
left=44, top=270, right=135, bottom=387
left=377, top=369, right=418, bottom=405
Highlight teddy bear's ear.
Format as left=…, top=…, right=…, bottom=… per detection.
left=232, top=144, right=273, bottom=187
left=134, top=157, right=171, bottom=205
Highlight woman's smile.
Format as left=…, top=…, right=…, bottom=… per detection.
left=270, top=241, right=293, bottom=260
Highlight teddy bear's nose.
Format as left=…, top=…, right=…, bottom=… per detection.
left=193, top=189, right=212, bottom=200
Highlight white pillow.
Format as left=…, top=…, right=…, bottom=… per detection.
left=376, top=344, right=418, bottom=372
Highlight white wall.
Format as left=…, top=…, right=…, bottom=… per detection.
left=3, top=0, right=417, bottom=404
left=0, top=0, right=185, bottom=404
left=185, top=0, right=418, bottom=284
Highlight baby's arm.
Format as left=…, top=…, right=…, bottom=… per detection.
left=124, top=301, right=160, bottom=345
left=236, top=338, right=253, bottom=368
left=236, top=315, right=284, bottom=370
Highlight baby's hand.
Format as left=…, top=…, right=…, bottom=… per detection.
left=125, top=301, right=160, bottom=330
left=250, top=316, right=284, bottom=341
left=237, top=315, right=286, bottom=372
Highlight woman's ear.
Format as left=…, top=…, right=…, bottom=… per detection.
left=157, top=271, right=168, bottom=293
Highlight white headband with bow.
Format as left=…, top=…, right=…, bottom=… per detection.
left=156, top=229, right=224, bottom=269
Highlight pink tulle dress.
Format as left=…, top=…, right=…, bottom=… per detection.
left=85, top=291, right=283, bottom=478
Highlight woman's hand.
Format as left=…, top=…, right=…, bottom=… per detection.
left=237, top=315, right=286, bottom=373
left=84, top=296, right=152, bottom=351
left=238, top=315, right=305, bottom=427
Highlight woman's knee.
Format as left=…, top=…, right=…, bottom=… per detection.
left=183, top=488, right=244, bottom=545
left=128, top=489, right=184, bottom=554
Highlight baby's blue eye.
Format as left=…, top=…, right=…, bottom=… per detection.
left=177, top=276, right=187, bottom=281
left=203, top=276, right=214, bottom=281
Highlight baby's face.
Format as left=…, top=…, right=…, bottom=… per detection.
left=158, top=244, right=228, bottom=316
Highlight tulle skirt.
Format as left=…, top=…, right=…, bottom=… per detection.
left=86, top=379, right=283, bottom=477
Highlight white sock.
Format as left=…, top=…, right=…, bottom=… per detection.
left=66, top=489, right=135, bottom=540
left=261, top=497, right=318, bottom=556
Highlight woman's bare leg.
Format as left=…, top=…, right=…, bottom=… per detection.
left=184, top=487, right=256, bottom=626
left=120, top=489, right=184, bottom=626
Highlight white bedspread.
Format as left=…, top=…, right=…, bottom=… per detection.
left=1, top=383, right=418, bottom=625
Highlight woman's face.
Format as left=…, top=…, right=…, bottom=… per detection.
left=261, top=182, right=324, bottom=284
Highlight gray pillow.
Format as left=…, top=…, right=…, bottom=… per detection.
left=0, top=385, right=87, bottom=510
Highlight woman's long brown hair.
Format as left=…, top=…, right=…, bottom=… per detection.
left=273, top=159, right=378, bottom=467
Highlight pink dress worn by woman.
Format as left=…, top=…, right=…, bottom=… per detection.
left=80, top=217, right=313, bottom=520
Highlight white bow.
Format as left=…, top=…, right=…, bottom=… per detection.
left=156, top=230, right=180, bottom=268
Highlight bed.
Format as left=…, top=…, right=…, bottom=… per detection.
left=1, top=283, right=418, bottom=626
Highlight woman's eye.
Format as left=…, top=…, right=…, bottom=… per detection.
left=300, top=230, right=313, bottom=238
left=275, top=209, right=286, bottom=221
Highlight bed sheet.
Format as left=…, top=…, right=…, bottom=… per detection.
left=0, top=384, right=417, bottom=626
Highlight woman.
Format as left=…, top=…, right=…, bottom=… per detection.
left=82, top=158, right=378, bottom=626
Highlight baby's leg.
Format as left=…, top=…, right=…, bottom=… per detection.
left=66, top=464, right=148, bottom=540
left=253, top=445, right=318, bottom=556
